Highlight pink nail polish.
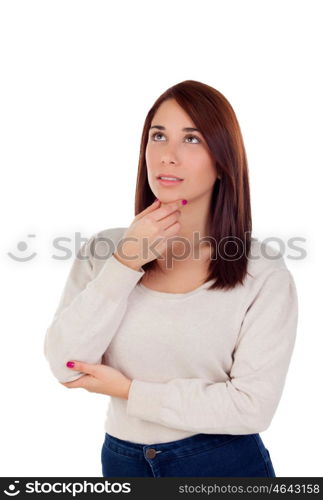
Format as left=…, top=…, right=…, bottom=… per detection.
left=66, top=361, right=75, bottom=368
left=181, top=199, right=187, bottom=205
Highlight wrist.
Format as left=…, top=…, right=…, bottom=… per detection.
left=113, top=252, right=143, bottom=272
left=122, top=379, right=132, bottom=399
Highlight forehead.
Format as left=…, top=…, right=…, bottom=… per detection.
left=152, top=99, right=196, bottom=128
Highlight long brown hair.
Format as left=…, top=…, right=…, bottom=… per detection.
left=134, top=80, right=252, bottom=291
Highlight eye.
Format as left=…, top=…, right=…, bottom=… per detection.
left=151, top=132, right=166, bottom=142
left=185, top=135, right=200, bottom=144
left=150, top=132, right=201, bottom=144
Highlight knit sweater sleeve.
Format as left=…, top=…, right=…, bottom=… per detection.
left=44, top=232, right=144, bottom=383
left=126, top=268, right=298, bottom=434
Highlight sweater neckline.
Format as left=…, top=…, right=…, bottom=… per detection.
left=136, top=278, right=215, bottom=299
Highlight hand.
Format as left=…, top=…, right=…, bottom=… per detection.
left=60, top=361, right=132, bottom=399
left=113, top=198, right=184, bottom=270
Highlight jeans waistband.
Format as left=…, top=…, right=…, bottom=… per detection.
left=104, top=431, right=258, bottom=457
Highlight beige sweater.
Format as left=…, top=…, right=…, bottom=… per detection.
left=44, top=227, right=298, bottom=444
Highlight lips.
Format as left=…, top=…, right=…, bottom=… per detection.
left=157, top=174, right=184, bottom=180
left=157, top=178, right=184, bottom=186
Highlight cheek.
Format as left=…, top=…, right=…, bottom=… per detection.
left=183, top=148, right=213, bottom=167
left=187, top=155, right=217, bottom=183
left=145, top=144, right=158, bottom=166
left=192, top=168, right=216, bottom=185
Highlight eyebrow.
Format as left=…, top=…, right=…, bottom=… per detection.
left=149, top=125, right=201, bottom=132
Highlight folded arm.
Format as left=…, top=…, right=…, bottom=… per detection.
left=44, top=233, right=145, bottom=383
left=126, top=269, right=298, bottom=434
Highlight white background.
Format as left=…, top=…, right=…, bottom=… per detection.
left=0, top=0, right=321, bottom=477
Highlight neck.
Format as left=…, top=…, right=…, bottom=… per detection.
left=159, top=193, right=212, bottom=261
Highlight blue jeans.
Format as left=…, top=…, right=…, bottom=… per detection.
left=101, top=432, right=276, bottom=477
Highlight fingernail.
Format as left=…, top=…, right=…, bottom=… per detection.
left=181, top=199, right=187, bottom=205
left=66, top=361, right=75, bottom=368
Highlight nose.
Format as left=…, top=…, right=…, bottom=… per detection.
left=160, top=146, right=179, bottom=166
left=161, top=155, right=178, bottom=167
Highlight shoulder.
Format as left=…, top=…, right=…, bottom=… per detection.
left=80, top=226, right=128, bottom=273
left=246, top=237, right=290, bottom=279
left=94, top=226, right=128, bottom=249
left=238, top=238, right=297, bottom=310
left=241, top=237, right=295, bottom=296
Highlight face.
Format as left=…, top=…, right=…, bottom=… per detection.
left=146, top=98, right=219, bottom=204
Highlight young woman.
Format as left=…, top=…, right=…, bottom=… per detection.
left=44, top=80, right=298, bottom=477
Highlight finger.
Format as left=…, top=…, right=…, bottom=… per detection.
left=60, top=380, right=81, bottom=389
left=150, top=201, right=184, bottom=222
left=158, top=210, right=181, bottom=231
left=66, top=360, right=97, bottom=375
left=60, top=374, right=89, bottom=388
left=135, top=199, right=160, bottom=220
